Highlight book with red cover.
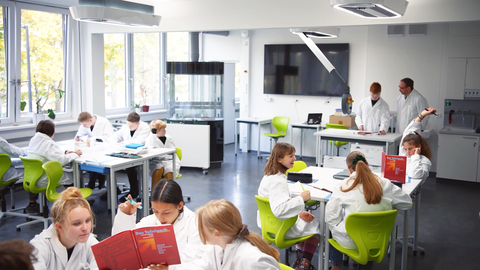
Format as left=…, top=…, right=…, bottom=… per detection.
left=381, top=152, right=407, bottom=183
left=92, top=225, right=180, bottom=270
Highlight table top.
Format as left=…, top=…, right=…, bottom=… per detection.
left=291, top=122, right=325, bottom=128
left=314, top=129, right=402, bottom=143
left=235, top=117, right=272, bottom=124
left=288, top=166, right=422, bottom=201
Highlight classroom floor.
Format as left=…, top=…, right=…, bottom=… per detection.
left=1, top=144, right=479, bottom=270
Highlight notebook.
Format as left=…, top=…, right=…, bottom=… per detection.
left=306, top=113, right=322, bottom=125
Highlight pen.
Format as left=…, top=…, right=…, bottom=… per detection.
left=125, top=197, right=143, bottom=209
left=424, top=108, right=437, bottom=116
left=307, top=185, right=332, bottom=193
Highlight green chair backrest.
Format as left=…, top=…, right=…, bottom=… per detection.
left=255, top=195, right=299, bottom=249
left=0, top=154, right=19, bottom=187
left=326, top=123, right=348, bottom=130
left=286, top=161, right=308, bottom=175
left=42, top=161, right=64, bottom=203
left=279, top=263, right=295, bottom=270
left=19, top=157, right=46, bottom=194
left=345, top=210, right=398, bottom=264
left=176, top=147, right=182, bottom=160
left=272, top=116, right=290, bottom=135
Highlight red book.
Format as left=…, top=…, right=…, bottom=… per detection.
left=381, top=152, right=407, bottom=183
left=92, top=225, right=181, bottom=270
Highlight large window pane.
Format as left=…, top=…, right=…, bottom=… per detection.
left=0, top=7, right=7, bottom=118
left=20, top=9, right=65, bottom=115
left=167, top=32, right=188, bottom=61
left=104, top=33, right=126, bottom=109
left=134, top=33, right=160, bottom=107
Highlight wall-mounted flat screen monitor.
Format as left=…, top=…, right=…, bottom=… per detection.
left=263, top=43, right=349, bottom=97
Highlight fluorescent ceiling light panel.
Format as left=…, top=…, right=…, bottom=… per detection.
left=289, top=27, right=340, bottom=38
left=330, top=0, right=409, bottom=18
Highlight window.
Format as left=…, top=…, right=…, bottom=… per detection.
left=104, top=33, right=126, bottom=109
left=0, top=2, right=73, bottom=124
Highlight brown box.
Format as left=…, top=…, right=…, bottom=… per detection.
left=329, top=115, right=356, bottom=128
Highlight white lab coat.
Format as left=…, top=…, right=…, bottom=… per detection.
left=173, top=238, right=281, bottom=270
left=257, top=173, right=320, bottom=239
left=355, top=97, right=390, bottom=132
left=325, top=172, right=412, bottom=250
left=0, top=136, right=27, bottom=182
left=400, top=120, right=432, bottom=179
left=111, top=120, right=150, bottom=145
left=26, top=132, right=79, bottom=187
left=396, top=89, right=429, bottom=134
left=111, top=206, right=204, bottom=267
left=30, top=224, right=99, bottom=270
left=145, top=133, right=181, bottom=176
left=75, top=115, right=114, bottom=141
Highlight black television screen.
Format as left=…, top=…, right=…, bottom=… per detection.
left=263, top=43, right=349, bottom=96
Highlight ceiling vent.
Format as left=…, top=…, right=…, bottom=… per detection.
left=330, top=0, right=408, bottom=18
left=70, top=0, right=161, bottom=27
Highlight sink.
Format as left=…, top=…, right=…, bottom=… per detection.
left=441, top=127, right=476, bottom=134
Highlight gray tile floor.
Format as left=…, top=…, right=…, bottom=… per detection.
left=1, top=144, right=480, bottom=269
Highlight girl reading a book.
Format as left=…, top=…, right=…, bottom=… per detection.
left=149, top=199, right=281, bottom=270
left=112, top=179, right=204, bottom=267
left=325, top=151, right=413, bottom=270
left=257, top=142, right=320, bottom=270
left=400, top=107, right=436, bottom=180
left=30, top=187, right=98, bottom=270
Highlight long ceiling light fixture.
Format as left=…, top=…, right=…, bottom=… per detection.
left=70, top=0, right=161, bottom=27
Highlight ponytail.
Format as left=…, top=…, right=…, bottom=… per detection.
left=244, top=232, right=280, bottom=262
left=343, top=152, right=383, bottom=204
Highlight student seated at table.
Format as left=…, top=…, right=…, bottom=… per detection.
left=150, top=199, right=281, bottom=270
left=145, top=120, right=181, bottom=188
left=109, top=112, right=150, bottom=200
left=0, top=238, right=37, bottom=270
left=0, top=132, right=27, bottom=186
left=112, top=179, right=204, bottom=267
left=258, top=142, right=320, bottom=270
left=30, top=187, right=98, bottom=270
left=400, top=107, right=436, bottom=180
left=74, top=112, right=114, bottom=191
left=25, top=120, right=82, bottom=213
left=325, top=151, right=413, bottom=270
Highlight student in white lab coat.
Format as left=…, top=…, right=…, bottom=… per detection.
left=110, top=112, right=150, bottom=199
left=396, top=78, right=429, bottom=134
left=145, top=120, right=181, bottom=188
left=150, top=199, right=281, bottom=270
left=0, top=238, right=37, bottom=270
left=355, top=82, right=390, bottom=134
left=30, top=187, right=98, bottom=270
left=74, top=112, right=114, bottom=191
left=0, top=135, right=27, bottom=183
left=400, top=107, right=436, bottom=179
left=112, top=179, right=204, bottom=268
left=25, top=120, right=82, bottom=213
left=258, top=142, right=320, bottom=270
left=325, top=151, right=413, bottom=270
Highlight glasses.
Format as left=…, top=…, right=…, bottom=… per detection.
left=399, top=86, right=408, bottom=90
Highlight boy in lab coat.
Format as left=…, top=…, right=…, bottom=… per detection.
left=110, top=112, right=150, bottom=199
left=74, top=112, right=114, bottom=190
left=355, top=82, right=390, bottom=134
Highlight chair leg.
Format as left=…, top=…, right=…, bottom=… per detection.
left=285, top=247, right=290, bottom=266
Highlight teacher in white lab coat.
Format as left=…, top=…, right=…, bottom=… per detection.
left=355, top=82, right=390, bottom=134
left=396, top=78, right=429, bottom=134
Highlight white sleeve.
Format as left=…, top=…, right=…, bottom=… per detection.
left=380, top=103, right=390, bottom=132
left=325, top=190, right=344, bottom=228
left=407, top=155, right=431, bottom=179
left=355, top=99, right=364, bottom=127
left=250, top=258, right=281, bottom=270
left=111, top=210, right=137, bottom=235
left=30, top=237, right=50, bottom=270
left=418, top=97, right=429, bottom=130
left=0, top=137, right=27, bottom=157
left=385, top=181, right=413, bottom=210
left=269, top=181, right=305, bottom=219
left=145, top=133, right=157, bottom=148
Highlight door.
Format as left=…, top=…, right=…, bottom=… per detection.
left=223, top=63, right=235, bottom=144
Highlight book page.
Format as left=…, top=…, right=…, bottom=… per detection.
left=91, top=230, right=142, bottom=270
left=133, top=225, right=181, bottom=267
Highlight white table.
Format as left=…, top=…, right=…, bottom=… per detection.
left=314, top=129, right=402, bottom=166
left=58, top=141, right=176, bottom=223
left=290, top=123, right=324, bottom=163
left=235, top=117, right=272, bottom=158
left=288, top=166, right=424, bottom=270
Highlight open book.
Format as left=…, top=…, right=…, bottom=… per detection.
left=92, top=225, right=181, bottom=270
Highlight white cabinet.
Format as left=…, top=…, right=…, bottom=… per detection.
left=437, top=134, right=479, bottom=182
left=446, top=58, right=467, bottom=99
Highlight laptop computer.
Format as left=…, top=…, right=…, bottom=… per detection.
left=306, top=113, right=322, bottom=125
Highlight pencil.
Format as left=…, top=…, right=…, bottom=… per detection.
left=299, top=182, right=305, bottom=191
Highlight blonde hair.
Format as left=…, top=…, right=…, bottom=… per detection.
left=77, top=112, right=93, bottom=123
left=264, top=142, right=295, bottom=176
left=50, top=187, right=94, bottom=232
left=342, top=151, right=383, bottom=204
left=197, top=199, right=279, bottom=261
left=150, top=120, right=167, bottom=131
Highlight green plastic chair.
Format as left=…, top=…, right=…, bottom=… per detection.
left=328, top=210, right=398, bottom=266
left=326, top=123, right=348, bottom=156
left=255, top=195, right=314, bottom=265
left=279, top=263, right=294, bottom=270
left=42, top=161, right=92, bottom=203
left=264, top=116, right=290, bottom=148
left=0, top=154, right=26, bottom=219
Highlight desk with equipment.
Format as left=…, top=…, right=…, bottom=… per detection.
left=235, top=117, right=272, bottom=158
left=288, top=166, right=424, bottom=270
left=314, top=129, right=402, bottom=166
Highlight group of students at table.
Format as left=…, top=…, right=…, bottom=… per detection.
left=0, top=108, right=436, bottom=270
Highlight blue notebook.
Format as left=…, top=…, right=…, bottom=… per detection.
left=125, top=143, right=144, bottom=149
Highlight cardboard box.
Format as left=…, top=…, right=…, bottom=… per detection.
left=329, top=115, right=356, bottom=128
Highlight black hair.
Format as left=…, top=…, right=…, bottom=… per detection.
left=401, top=77, right=414, bottom=90
left=35, top=120, right=55, bottom=137
left=151, top=179, right=184, bottom=212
